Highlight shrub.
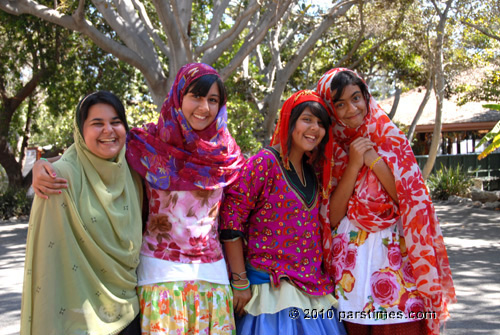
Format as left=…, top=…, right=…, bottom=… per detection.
left=0, top=187, right=32, bottom=220
left=426, top=163, right=473, bottom=200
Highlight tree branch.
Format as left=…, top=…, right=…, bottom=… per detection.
left=199, top=0, right=260, bottom=61
left=1, top=0, right=169, bottom=105
left=218, top=0, right=294, bottom=80
left=151, top=0, right=188, bottom=75
left=171, top=0, right=193, bottom=62
left=131, top=0, right=171, bottom=58
left=207, top=0, right=231, bottom=43
left=262, top=0, right=358, bottom=140
left=461, top=19, right=500, bottom=42
left=335, top=2, right=366, bottom=66
left=93, top=0, right=157, bottom=63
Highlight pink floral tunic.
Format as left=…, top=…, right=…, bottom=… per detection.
left=220, top=148, right=333, bottom=296
left=141, top=184, right=224, bottom=264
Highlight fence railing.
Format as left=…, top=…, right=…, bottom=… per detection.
left=415, top=152, right=500, bottom=191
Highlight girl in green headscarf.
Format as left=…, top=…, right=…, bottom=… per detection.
left=21, top=91, right=143, bottom=335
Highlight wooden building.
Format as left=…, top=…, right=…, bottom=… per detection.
left=379, top=88, right=500, bottom=156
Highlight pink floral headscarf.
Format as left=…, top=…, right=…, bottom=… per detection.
left=317, top=68, right=456, bottom=335
left=126, top=63, right=244, bottom=190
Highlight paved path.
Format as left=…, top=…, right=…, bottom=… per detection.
left=434, top=203, right=500, bottom=334
left=1, top=203, right=499, bottom=334
left=0, top=220, right=26, bottom=335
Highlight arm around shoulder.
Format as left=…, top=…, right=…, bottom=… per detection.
left=32, top=157, right=67, bottom=199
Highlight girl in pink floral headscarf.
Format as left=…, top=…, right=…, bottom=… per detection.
left=317, top=68, right=456, bottom=335
left=125, top=63, right=244, bottom=334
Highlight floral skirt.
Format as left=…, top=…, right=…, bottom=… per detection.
left=331, top=217, right=425, bottom=325
left=138, top=280, right=235, bottom=335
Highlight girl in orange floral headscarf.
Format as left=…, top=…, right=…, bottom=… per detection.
left=317, top=68, right=456, bottom=335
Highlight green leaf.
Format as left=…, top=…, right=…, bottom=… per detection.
left=476, top=119, right=500, bottom=148
left=478, top=134, right=500, bottom=160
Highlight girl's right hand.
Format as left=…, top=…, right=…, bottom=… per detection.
left=232, top=285, right=252, bottom=317
left=32, top=159, right=67, bottom=199
left=348, top=137, right=374, bottom=170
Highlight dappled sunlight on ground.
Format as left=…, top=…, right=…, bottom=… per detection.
left=435, top=203, right=500, bottom=334
left=1, top=203, right=499, bottom=334
left=0, top=222, right=26, bottom=335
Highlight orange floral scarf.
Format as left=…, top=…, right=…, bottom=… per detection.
left=317, top=68, right=456, bottom=335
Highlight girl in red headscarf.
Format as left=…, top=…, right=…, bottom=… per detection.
left=317, top=68, right=456, bottom=335
left=220, top=90, right=346, bottom=335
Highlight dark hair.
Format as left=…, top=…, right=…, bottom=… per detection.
left=330, top=70, right=370, bottom=111
left=183, top=74, right=226, bottom=108
left=76, top=91, right=128, bottom=135
left=286, top=101, right=331, bottom=166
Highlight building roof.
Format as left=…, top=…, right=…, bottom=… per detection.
left=378, top=88, right=500, bottom=132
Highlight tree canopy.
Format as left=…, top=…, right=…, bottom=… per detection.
left=0, top=0, right=499, bottom=188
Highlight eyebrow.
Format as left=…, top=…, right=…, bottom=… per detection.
left=336, top=90, right=362, bottom=102
left=88, top=116, right=121, bottom=122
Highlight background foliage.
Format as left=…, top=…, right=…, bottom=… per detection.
left=426, top=163, right=473, bottom=200
left=0, top=0, right=499, bottom=193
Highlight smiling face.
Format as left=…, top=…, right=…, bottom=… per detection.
left=82, top=103, right=126, bottom=160
left=181, top=82, right=220, bottom=131
left=290, top=107, right=326, bottom=157
left=332, top=84, right=368, bottom=129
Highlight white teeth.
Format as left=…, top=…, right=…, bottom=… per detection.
left=100, top=139, right=116, bottom=142
left=305, top=135, right=316, bottom=140
left=194, top=114, right=207, bottom=120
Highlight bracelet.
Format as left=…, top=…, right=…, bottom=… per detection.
left=231, top=271, right=247, bottom=281
left=231, top=278, right=249, bottom=286
left=369, top=156, right=382, bottom=170
left=40, top=157, right=48, bottom=162
left=231, top=280, right=250, bottom=290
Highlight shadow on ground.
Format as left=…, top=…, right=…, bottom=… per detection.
left=1, top=204, right=499, bottom=335
left=0, top=222, right=27, bottom=335
left=435, top=203, right=500, bottom=335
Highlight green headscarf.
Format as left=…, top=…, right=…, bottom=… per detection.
left=21, top=101, right=143, bottom=335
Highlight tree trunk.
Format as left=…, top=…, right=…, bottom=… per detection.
left=422, top=0, right=454, bottom=180
left=0, top=138, right=23, bottom=188
left=387, top=86, right=401, bottom=120
left=407, top=76, right=434, bottom=143
left=0, top=69, right=47, bottom=189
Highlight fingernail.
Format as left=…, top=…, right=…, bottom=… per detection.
left=59, top=191, right=62, bottom=194
left=52, top=173, right=57, bottom=177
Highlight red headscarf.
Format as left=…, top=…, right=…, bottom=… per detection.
left=126, top=63, right=244, bottom=190
left=317, top=68, right=456, bottom=335
left=270, top=90, right=335, bottom=198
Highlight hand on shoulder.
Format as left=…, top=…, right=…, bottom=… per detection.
left=32, top=158, right=67, bottom=199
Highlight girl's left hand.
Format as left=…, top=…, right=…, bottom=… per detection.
left=348, top=137, right=374, bottom=170
left=232, top=286, right=252, bottom=317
